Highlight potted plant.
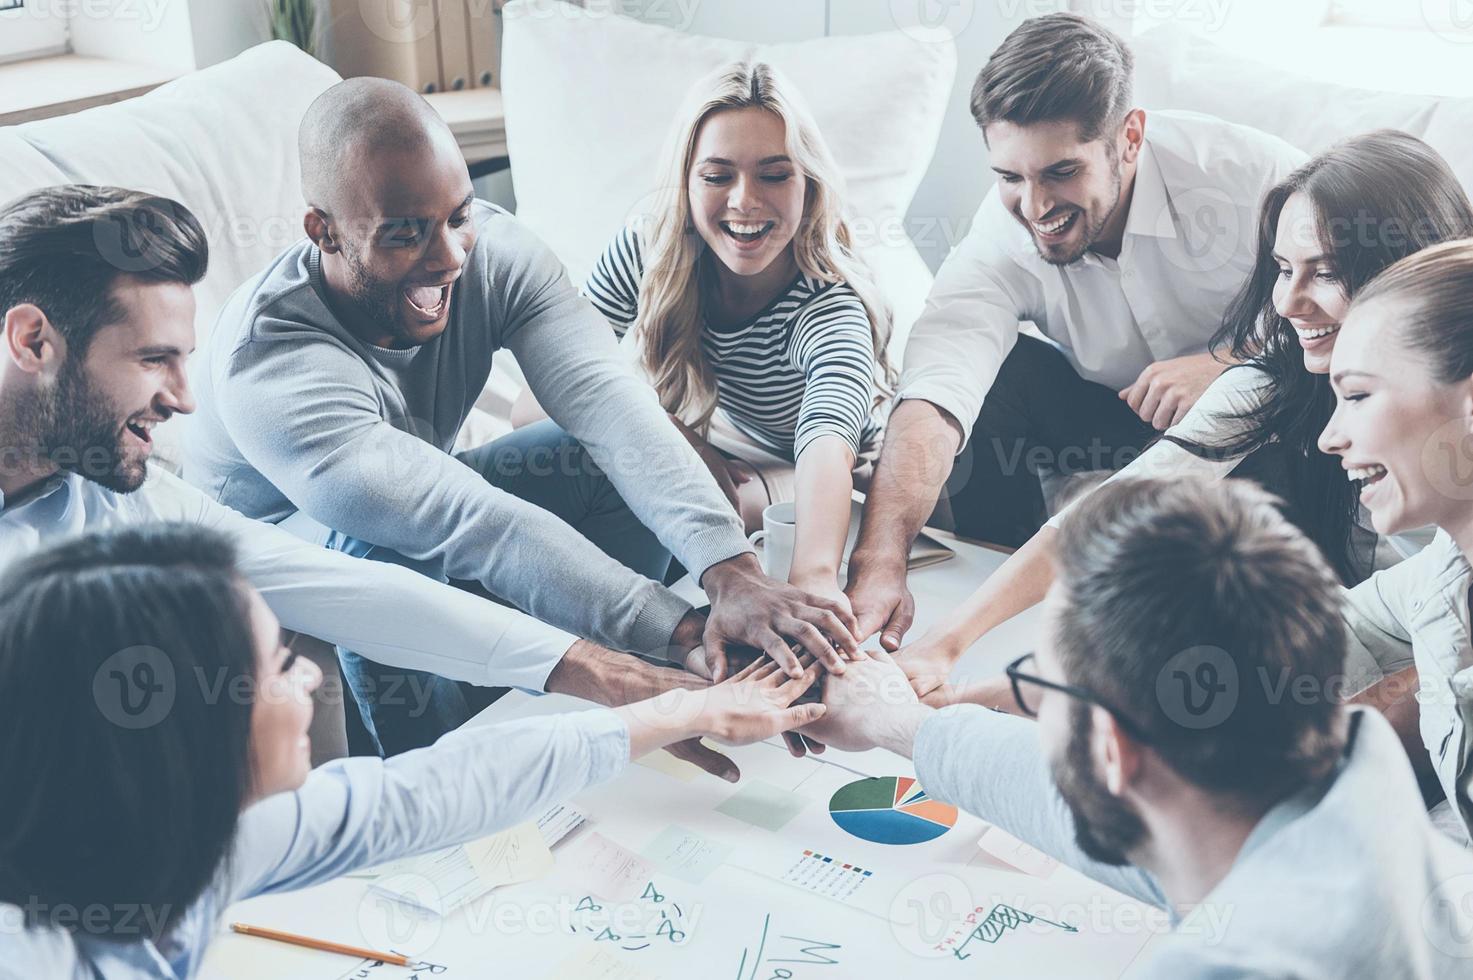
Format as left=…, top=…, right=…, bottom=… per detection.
left=267, top=0, right=318, bottom=57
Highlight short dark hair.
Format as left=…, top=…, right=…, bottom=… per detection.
left=1053, top=477, right=1347, bottom=807
left=0, top=525, right=254, bottom=940
left=0, top=185, right=209, bottom=354
left=971, top=13, right=1133, bottom=141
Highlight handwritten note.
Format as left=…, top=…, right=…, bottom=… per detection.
left=463, top=821, right=553, bottom=886
left=369, top=804, right=578, bottom=915
left=578, top=832, right=656, bottom=902
left=641, top=825, right=731, bottom=884
left=735, top=913, right=842, bottom=980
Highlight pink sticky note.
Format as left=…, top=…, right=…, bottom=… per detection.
left=578, top=831, right=655, bottom=902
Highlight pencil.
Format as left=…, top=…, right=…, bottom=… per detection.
left=229, top=922, right=411, bottom=967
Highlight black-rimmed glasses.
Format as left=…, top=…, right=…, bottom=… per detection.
left=1004, top=652, right=1154, bottom=743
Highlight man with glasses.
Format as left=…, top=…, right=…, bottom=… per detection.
left=804, top=476, right=1473, bottom=975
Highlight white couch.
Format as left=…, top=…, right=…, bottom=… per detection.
left=0, top=41, right=341, bottom=466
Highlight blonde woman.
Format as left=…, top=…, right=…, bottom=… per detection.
left=516, top=62, right=892, bottom=610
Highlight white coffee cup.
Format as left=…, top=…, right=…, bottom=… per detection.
left=749, top=501, right=796, bottom=581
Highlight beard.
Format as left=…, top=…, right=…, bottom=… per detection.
left=1030, top=150, right=1123, bottom=267
left=1051, top=700, right=1148, bottom=866
left=16, top=358, right=147, bottom=493
left=340, top=242, right=416, bottom=348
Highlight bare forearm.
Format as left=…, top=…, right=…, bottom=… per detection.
left=545, top=640, right=706, bottom=706
left=789, top=437, right=857, bottom=586
left=615, top=697, right=707, bottom=760
left=872, top=703, right=935, bottom=759
left=932, top=527, right=1058, bottom=658
left=851, top=400, right=962, bottom=571
left=947, top=674, right=1021, bottom=715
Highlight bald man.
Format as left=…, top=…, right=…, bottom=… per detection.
left=184, top=79, right=856, bottom=756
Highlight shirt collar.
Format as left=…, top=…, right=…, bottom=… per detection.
left=0, top=472, right=70, bottom=515
left=1121, top=141, right=1178, bottom=242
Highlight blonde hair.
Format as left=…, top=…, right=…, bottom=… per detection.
left=633, top=61, right=894, bottom=434
left=1354, top=237, right=1473, bottom=385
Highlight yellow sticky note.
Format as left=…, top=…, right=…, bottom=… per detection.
left=632, top=750, right=702, bottom=782
left=550, top=944, right=663, bottom=980
left=464, top=820, right=553, bottom=887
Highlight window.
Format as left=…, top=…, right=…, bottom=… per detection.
left=0, top=1, right=69, bottom=65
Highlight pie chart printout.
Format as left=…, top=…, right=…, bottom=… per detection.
left=827, top=776, right=958, bottom=845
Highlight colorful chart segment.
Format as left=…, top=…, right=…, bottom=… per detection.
left=828, top=776, right=958, bottom=845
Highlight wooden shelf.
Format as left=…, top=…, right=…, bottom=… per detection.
left=424, top=87, right=508, bottom=170
left=0, top=54, right=179, bottom=126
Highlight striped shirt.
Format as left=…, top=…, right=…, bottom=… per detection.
left=585, top=225, right=881, bottom=461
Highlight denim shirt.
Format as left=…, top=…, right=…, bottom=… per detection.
left=3, top=710, right=629, bottom=978
left=1342, top=529, right=1473, bottom=841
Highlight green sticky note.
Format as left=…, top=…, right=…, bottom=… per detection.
left=716, top=779, right=808, bottom=832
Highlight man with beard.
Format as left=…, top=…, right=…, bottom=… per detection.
left=805, top=476, right=1473, bottom=976
left=0, top=185, right=756, bottom=781
left=185, top=78, right=857, bottom=756
left=845, top=13, right=1305, bottom=652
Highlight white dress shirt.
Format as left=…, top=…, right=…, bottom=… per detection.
left=898, top=110, right=1306, bottom=449
left=0, top=467, right=578, bottom=691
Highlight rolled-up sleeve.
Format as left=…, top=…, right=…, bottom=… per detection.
left=897, top=193, right=1033, bottom=452
left=144, top=469, right=578, bottom=691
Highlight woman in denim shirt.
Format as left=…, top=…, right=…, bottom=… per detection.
left=1320, top=239, right=1473, bottom=844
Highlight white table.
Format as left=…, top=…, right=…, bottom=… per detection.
left=201, top=532, right=1163, bottom=980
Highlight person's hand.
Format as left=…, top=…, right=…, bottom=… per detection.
left=1118, top=351, right=1228, bottom=431
left=894, top=631, right=963, bottom=707
left=799, top=649, right=919, bottom=752
left=619, top=655, right=827, bottom=781
left=788, top=572, right=853, bottom=619
left=661, top=737, right=742, bottom=783
left=702, top=555, right=859, bottom=676
left=843, top=555, right=914, bottom=652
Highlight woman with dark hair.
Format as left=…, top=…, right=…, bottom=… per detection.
left=1320, top=237, right=1473, bottom=843
left=3, top=525, right=826, bottom=976
left=891, top=131, right=1473, bottom=702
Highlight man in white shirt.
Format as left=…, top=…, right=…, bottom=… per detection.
left=0, top=185, right=746, bottom=780
left=846, top=13, right=1305, bottom=648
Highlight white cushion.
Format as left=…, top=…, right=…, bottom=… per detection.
left=1132, top=24, right=1473, bottom=191
left=0, top=132, right=67, bottom=203
left=3, top=42, right=341, bottom=351
left=499, top=0, right=955, bottom=366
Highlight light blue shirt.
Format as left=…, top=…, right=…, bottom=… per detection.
left=914, top=706, right=1473, bottom=977
left=3, top=710, right=629, bottom=978
left=0, top=467, right=577, bottom=691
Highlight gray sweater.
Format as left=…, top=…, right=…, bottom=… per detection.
left=185, top=202, right=751, bottom=656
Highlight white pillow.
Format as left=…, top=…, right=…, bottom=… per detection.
left=499, top=0, right=955, bottom=362
left=1132, top=24, right=1473, bottom=192
left=8, top=42, right=342, bottom=348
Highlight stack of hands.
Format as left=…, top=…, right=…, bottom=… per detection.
left=626, top=558, right=1010, bottom=781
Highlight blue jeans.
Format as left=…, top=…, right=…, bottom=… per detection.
left=328, top=420, right=672, bottom=756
